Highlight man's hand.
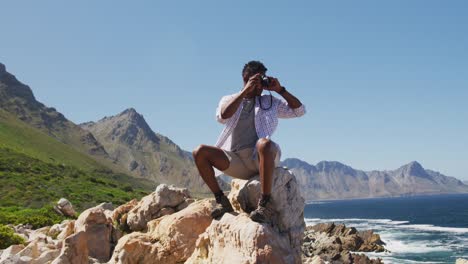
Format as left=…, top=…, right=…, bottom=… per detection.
left=241, top=73, right=262, bottom=96
left=264, top=77, right=282, bottom=93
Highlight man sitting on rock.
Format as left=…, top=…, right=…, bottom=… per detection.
left=193, top=60, right=306, bottom=223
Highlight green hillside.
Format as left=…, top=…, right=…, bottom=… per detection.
left=0, top=147, right=154, bottom=212
left=0, top=109, right=156, bottom=213
left=0, top=109, right=104, bottom=170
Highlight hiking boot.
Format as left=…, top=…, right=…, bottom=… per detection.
left=249, top=195, right=275, bottom=224
left=211, top=194, right=234, bottom=219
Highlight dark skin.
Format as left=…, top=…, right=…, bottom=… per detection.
left=193, top=71, right=303, bottom=196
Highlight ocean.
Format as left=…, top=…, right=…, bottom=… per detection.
left=304, top=193, right=468, bottom=264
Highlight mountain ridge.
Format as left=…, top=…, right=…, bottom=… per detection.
left=0, top=63, right=110, bottom=160
left=80, top=107, right=209, bottom=194
left=282, top=158, right=468, bottom=201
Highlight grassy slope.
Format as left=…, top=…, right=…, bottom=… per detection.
left=0, top=109, right=102, bottom=170
left=0, top=110, right=157, bottom=212
left=0, top=147, right=153, bottom=212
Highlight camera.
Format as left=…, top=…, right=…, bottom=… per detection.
left=260, top=75, right=270, bottom=88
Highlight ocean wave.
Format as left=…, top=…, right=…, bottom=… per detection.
left=304, top=218, right=468, bottom=233
left=397, top=224, right=468, bottom=234
left=379, top=233, right=452, bottom=254
left=304, top=218, right=409, bottom=225
left=306, top=201, right=330, bottom=205
left=365, top=255, right=447, bottom=264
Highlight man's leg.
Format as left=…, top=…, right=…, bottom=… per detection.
left=192, top=144, right=234, bottom=219
left=250, top=138, right=278, bottom=223
left=256, top=138, right=278, bottom=196
left=192, top=144, right=230, bottom=194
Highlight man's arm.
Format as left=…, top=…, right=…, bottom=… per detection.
left=268, top=77, right=306, bottom=118
left=220, top=92, right=246, bottom=119
left=220, top=73, right=262, bottom=119
left=278, top=88, right=302, bottom=109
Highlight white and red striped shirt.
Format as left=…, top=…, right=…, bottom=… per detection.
left=214, top=92, right=306, bottom=165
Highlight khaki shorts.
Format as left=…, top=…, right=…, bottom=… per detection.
left=221, top=146, right=281, bottom=180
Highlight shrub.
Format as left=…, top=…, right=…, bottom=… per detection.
left=0, top=224, right=26, bottom=249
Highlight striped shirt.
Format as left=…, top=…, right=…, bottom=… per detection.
left=214, top=92, right=306, bottom=167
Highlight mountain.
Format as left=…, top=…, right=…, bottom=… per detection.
left=281, top=158, right=468, bottom=201
left=0, top=63, right=158, bottom=210
left=0, top=63, right=110, bottom=161
left=80, top=108, right=209, bottom=195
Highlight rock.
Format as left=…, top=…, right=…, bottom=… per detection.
left=187, top=213, right=298, bottom=264
left=73, top=206, right=114, bottom=262
left=57, top=220, right=75, bottom=240
left=228, top=167, right=305, bottom=254
left=303, top=255, right=326, bottom=264
left=55, top=198, right=76, bottom=217
left=186, top=167, right=305, bottom=264
left=126, top=184, right=191, bottom=231
left=0, top=244, right=25, bottom=263
left=109, top=199, right=216, bottom=264
left=457, top=259, right=468, bottom=264
left=111, top=199, right=138, bottom=233
left=52, top=231, right=89, bottom=264
left=95, top=202, right=115, bottom=219
left=302, top=223, right=385, bottom=263
left=33, top=249, right=61, bottom=264
left=112, top=199, right=138, bottom=222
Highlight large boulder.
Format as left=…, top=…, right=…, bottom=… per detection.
left=109, top=199, right=216, bottom=264
left=51, top=231, right=88, bottom=264
left=126, top=184, right=191, bottom=231
left=54, top=198, right=76, bottom=217
left=73, top=205, right=115, bottom=262
left=186, top=213, right=297, bottom=264
left=228, top=167, right=306, bottom=253
left=187, top=167, right=305, bottom=264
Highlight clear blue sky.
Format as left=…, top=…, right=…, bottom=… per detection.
left=1, top=1, right=467, bottom=180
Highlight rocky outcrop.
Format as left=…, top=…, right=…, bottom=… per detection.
left=2, top=168, right=309, bottom=264
left=302, top=223, right=385, bottom=263
left=188, top=167, right=305, bottom=264
left=126, top=184, right=193, bottom=231
left=0, top=184, right=196, bottom=263
left=110, top=199, right=216, bottom=264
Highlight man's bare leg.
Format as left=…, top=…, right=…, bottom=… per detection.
left=250, top=138, right=277, bottom=223
left=192, top=144, right=230, bottom=194
left=256, top=138, right=277, bottom=196
left=193, top=144, right=234, bottom=218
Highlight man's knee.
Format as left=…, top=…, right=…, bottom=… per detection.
left=192, top=144, right=208, bottom=160
left=256, top=138, right=277, bottom=154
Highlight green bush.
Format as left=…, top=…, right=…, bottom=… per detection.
left=0, top=224, right=26, bottom=249
left=0, top=204, right=70, bottom=229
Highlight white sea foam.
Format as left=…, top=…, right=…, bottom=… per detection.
left=305, top=218, right=468, bottom=233
left=304, top=218, right=410, bottom=226
left=398, top=224, right=468, bottom=234
left=379, top=233, right=451, bottom=254
left=364, top=254, right=447, bottom=264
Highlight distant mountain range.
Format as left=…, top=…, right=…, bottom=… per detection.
left=281, top=158, right=468, bottom=201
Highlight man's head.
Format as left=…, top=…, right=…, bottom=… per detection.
left=242, top=60, right=268, bottom=97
